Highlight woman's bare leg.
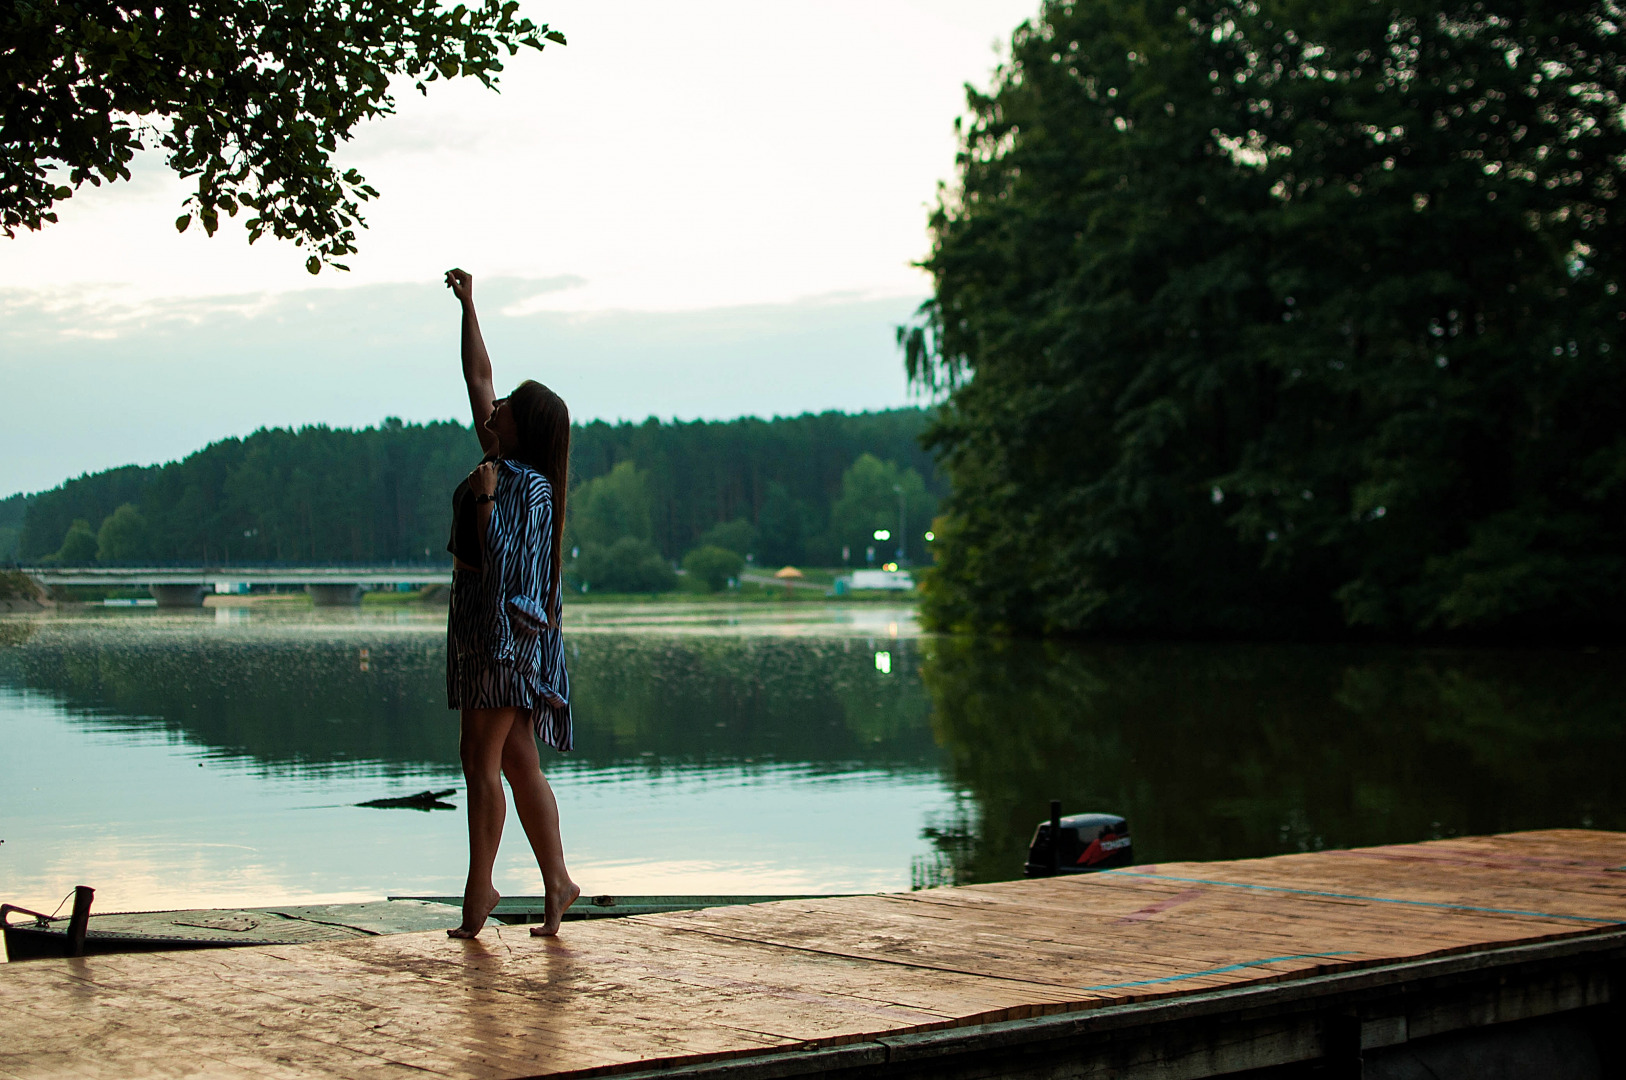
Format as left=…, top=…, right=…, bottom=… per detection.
left=450, top=707, right=519, bottom=938
left=501, top=713, right=579, bottom=935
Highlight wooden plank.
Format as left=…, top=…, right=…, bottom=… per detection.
left=633, top=873, right=1616, bottom=996
left=5, top=830, right=1626, bottom=1079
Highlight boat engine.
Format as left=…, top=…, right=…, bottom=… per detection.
left=1024, top=803, right=1132, bottom=876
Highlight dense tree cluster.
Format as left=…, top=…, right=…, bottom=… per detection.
left=907, top=0, right=1626, bottom=638
left=16, top=419, right=476, bottom=565
left=562, top=448, right=938, bottom=590
left=0, top=495, right=26, bottom=569
left=570, top=411, right=941, bottom=567
left=5, top=411, right=944, bottom=586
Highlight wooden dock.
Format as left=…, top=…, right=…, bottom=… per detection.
left=5, top=829, right=1626, bottom=1079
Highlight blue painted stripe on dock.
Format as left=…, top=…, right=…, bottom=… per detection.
left=1098, top=870, right=1625, bottom=924
left=1079, top=952, right=1354, bottom=992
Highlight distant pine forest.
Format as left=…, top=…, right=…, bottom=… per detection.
left=0, top=410, right=944, bottom=577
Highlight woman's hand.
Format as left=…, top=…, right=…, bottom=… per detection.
left=468, top=461, right=498, bottom=498
left=445, top=268, right=474, bottom=305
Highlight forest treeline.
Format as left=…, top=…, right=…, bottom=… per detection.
left=3, top=410, right=944, bottom=581
left=907, top=0, right=1626, bottom=639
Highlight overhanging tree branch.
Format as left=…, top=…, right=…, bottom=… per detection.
left=1, top=0, right=564, bottom=272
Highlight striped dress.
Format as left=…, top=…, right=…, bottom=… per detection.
left=446, top=460, right=573, bottom=750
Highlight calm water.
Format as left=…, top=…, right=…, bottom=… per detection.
left=2, top=604, right=1623, bottom=921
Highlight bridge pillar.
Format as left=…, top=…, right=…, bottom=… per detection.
left=148, top=584, right=207, bottom=608
left=307, top=583, right=363, bottom=606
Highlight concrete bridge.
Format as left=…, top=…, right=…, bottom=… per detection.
left=21, top=566, right=451, bottom=607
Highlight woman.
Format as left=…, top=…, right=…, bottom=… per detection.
left=443, top=267, right=579, bottom=938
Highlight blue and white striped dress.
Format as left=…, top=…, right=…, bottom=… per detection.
left=446, top=460, right=572, bottom=750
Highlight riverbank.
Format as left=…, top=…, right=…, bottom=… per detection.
left=248, top=581, right=914, bottom=607
left=24, top=569, right=921, bottom=608
left=0, top=570, right=48, bottom=612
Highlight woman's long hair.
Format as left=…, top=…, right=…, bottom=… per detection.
left=506, top=380, right=570, bottom=620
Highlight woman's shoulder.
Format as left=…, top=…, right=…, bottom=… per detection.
left=501, top=460, right=553, bottom=499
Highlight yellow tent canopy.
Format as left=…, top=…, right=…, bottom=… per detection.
left=773, top=566, right=805, bottom=579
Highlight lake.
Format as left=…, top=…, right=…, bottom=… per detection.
left=2, top=602, right=1623, bottom=923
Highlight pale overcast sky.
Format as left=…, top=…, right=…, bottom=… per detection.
left=0, top=0, right=1037, bottom=498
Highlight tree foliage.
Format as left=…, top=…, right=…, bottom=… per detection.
left=0, top=493, right=25, bottom=562
left=826, top=453, right=936, bottom=566
left=754, top=482, right=807, bottom=567
left=697, top=518, right=755, bottom=558
left=577, top=537, right=675, bottom=594
left=95, top=503, right=151, bottom=563
left=56, top=519, right=100, bottom=565
left=18, top=418, right=479, bottom=564
left=569, top=409, right=946, bottom=563
left=9, top=409, right=947, bottom=567
left=907, top=0, right=1626, bottom=638
left=2, top=0, right=562, bottom=271
left=682, top=544, right=744, bottom=591
left=568, top=461, right=654, bottom=550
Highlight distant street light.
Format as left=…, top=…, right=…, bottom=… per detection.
left=925, top=531, right=935, bottom=542
left=873, top=529, right=890, bottom=541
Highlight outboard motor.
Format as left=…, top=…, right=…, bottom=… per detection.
left=1024, top=800, right=1132, bottom=876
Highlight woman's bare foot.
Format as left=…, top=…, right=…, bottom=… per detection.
left=529, top=881, right=580, bottom=937
left=449, top=884, right=501, bottom=938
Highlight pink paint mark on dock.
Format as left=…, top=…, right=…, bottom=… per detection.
left=1114, top=888, right=1204, bottom=924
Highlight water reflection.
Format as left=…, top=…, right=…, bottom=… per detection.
left=0, top=611, right=935, bottom=775
left=1, top=608, right=1622, bottom=914
left=0, top=607, right=944, bottom=912
left=919, top=638, right=1626, bottom=886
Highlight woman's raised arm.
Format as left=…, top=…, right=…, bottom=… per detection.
left=445, top=268, right=498, bottom=458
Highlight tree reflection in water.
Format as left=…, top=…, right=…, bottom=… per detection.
left=3, top=615, right=1622, bottom=890
left=920, top=638, right=1626, bottom=885
left=0, top=618, right=941, bottom=778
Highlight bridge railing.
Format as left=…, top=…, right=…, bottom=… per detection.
left=20, top=566, right=453, bottom=607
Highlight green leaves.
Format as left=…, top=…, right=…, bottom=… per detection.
left=681, top=545, right=744, bottom=592
left=14, top=412, right=942, bottom=570
left=2, top=0, right=565, bottom=272
left=911, top=0, right=1626, bottom=639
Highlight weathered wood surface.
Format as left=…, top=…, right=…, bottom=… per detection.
left=5, top=829, right=1626, bottom=1080
left=0, top=900, right=493, bottom=961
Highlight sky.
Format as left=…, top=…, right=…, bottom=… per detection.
left=0, top=0, right=1037, bottom=499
